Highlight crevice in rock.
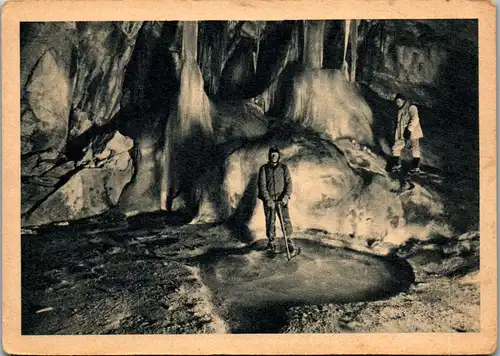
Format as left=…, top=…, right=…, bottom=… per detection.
left=22, top=165, right=87, bottom=219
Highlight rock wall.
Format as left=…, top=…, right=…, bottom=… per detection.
left=21, top=22, right=77, bottom=158
left=358, top=20, right=477, bottom=115
left=69, top=22, right=143, bottom=139
left=21, top=22, right=143, bottom=225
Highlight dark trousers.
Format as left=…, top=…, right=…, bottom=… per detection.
left=264, top=202, right=293, bottom=242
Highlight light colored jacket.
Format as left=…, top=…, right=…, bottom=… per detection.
left=395, top=102, right=424, bottom=141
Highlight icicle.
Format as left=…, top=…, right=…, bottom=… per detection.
left=302, top=20, right=307, bottom=66
left=215, top=23, right=228, bottom=95
left=303, top=20, right=325, bottom=69
left=342, top=20, right=351, bottom=81
left=204, top=22, right=228, bottom=96
left=181, top=21, right=198, bottom=62
left=161, top=20, right=213, bottom=210
left=219, top=22, right=244, bottom=90
left=177, top=21, right=212, bottom=137
left=289, top=21, right=299, bottom=63
left=160, top=117, right=172, bottom=210
left=379, top=21, right=386, bottom=54
left=253, top=22, right=261, bottom=74
left=350, top=20, right=360, bottom=83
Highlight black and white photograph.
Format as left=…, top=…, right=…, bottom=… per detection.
left=18, top=18, right=483, bottom=337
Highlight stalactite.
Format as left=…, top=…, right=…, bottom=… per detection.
left=288, top=21, right=300, bottom=63
left=219, top=22, right=244, bottom=82
left=215, top=22, right=229, bottom=94
left=161, top=20, right=213, bottom=211
left=198, top=21, right=228, bottom=97
left=197, top=22, right=211, bottom=94
left=357, top=20, right=372, bottom=83
left=303, top=20, right=325, bottom=69
left=295, top=20, right=304, bottom=64
left=350, top=20, right=360, bottom=83
left=380, top=21, right=386, bottom=56
left=342, top=20, right=351, bottom=81
left=302, top=20, right=307, bottom=66
left=251, top=22, right=259, bottom=74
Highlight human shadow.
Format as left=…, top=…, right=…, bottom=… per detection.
left=223, top=173, right=259, bottom=244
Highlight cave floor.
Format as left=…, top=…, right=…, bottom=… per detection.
left=21, top=213, right=479, bottom=334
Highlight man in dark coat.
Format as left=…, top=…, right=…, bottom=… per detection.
left=258, top=146, right=297, bottom=254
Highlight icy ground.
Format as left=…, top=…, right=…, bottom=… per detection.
left=22, top=214, right=478, bottom=334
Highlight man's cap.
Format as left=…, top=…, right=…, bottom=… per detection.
left=269, top=146, right=280, bottom=154
left=394, top=93, right=406, bottom=101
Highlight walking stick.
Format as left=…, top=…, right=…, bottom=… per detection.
left=276, top=202, right=291, bottom=261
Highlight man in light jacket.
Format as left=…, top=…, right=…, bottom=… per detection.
left=258, top=146, right=297, bottom=253
left=391, top=93, right=424, bottom=174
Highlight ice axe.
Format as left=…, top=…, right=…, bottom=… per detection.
left=276, top=202, right=299, bottom=261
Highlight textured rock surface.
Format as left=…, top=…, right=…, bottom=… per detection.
left=23, top=132, right=134, bottom=226
left=357, top=20, right=478, bottom=113
left=20, top=22, right=143, bottom=221
left=21, top=22, right=77, bottom=157
left=220, top=135, right=454, bottom=250
left=70, top=22, right=143, bottom=137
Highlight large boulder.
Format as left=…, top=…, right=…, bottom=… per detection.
left=23, top=132, right=134, bottom=226
left=222, top=138, right=390, bottom=236
left=192, top=135, right=452, bottom=253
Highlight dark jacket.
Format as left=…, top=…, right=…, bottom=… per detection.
left=258, top=162, right=292, bottom=201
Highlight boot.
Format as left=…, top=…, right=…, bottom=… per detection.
left=409, top=157, right=421, bottom=174
left=391, top=156, right=402, bottom=172
left=287, top=239, right=301, bottom=256
left=266, top=240, right=276, bottom=252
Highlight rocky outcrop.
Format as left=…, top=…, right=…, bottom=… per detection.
left=20, top=22, right=143, bottom=224
left=21, top=22, right=78, bottom=158
left=69, top=22, right=143, bottom=139
left=220, top=135, right=452, bottom=249
left=23, top=132, right=134, bottom=226
left=357, top=20, right=478, bottom=113
left=20, top=23, right=78, bottom=215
